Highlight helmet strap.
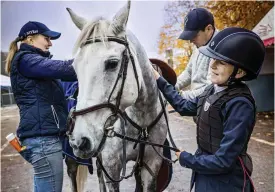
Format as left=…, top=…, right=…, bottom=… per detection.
left=227, top=66, right=239, bottom=86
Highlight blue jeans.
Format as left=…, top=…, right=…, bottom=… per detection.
left=20, top=136, right=63, bottom=192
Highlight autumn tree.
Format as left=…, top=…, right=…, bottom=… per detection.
left=158, top=1, right=274, bottom=76
left=205, top=1, right=274, bottom=30
left=158, top=1, right=205, bottom=75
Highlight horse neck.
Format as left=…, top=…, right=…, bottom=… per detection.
left=127, top=63, right=162, bottom=128
left=125, top=32, right=163, bottom=128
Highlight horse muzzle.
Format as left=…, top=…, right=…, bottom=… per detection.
left=69, top=136, right=95, bottom=158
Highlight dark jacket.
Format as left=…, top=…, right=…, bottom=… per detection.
left=157, top=77, right=255, bottom=192
left=61, top=81, right=92, bottom=166
left=61, top=81, right=78, bottom=112
left=10, top=43, right=77, bottom=139
left=196, top=83, right=255, bottom=155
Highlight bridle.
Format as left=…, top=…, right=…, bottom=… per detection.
left=67, top=36, right=140, bottom=157
left=66, top=36, right=179, bottom=183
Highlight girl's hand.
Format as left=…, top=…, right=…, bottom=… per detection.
left=175, top=150, right=184, bottom=159
left=150, top=65, right=160, bottom=80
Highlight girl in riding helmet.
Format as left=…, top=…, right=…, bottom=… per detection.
left=6, top=21, right=76, bottom=192
left=152, top=27, right=265, bottom=192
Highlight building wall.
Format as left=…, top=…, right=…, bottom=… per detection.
left=260, top=47, right=274, bottom=75
left=247, top=47, right=274, bottom=112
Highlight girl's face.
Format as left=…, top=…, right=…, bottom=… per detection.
left=28, top=34, right=52, bottom=52
left=210, top=59, right=234, bottom=85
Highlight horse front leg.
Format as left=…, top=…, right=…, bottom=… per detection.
left=65, top=156, right=79, bottom=192
left=101, top=157, right=122, bottom=192
left=96, top=156, right=107, bottom=192
left=141, top=157, right=163, bottom=192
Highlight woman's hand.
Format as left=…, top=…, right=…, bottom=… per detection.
left=150, top=65, right=160, bottom=80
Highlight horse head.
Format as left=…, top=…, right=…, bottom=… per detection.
left=67, top=1, right=160, bottom=159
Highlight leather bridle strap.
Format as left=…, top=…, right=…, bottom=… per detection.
left=159, top=91, right=178, bottom=150
left=107, top=49, right=128, bottom=108
left=73, top=103, right=117, bottom=116
left=111, top=131, right=179, bottom=152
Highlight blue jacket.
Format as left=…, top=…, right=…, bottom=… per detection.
left=10, top=43, right=77, bottom=140
left=61, top=81, right=78, bottom=112
left=157, top=77, right=254, bottom=192
left=60, top=81, right=93, bottom=166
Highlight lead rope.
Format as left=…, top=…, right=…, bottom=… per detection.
left=158, top=91, right=179, bottom=150
left=151, top=92, right=180, bottom=164
left=238, top=156, right=256, bottom=192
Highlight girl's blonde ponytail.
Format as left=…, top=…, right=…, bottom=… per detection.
left=5, top=37, right=20, bottom=75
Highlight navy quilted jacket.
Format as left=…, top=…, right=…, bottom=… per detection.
left=10, top=43, right=77, bottom=140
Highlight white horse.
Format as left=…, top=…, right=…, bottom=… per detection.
left=66, top=1, right=171, bottom=191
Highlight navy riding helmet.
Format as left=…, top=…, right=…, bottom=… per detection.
left=199, top=27, right=265, bottom=81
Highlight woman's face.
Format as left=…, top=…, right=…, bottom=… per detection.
left=29, top=34, right=52, bottom=52
left=210, top=59, right=234, bottom=85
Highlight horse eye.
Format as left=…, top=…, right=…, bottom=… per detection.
left=105, top=59, right=119, bottom=70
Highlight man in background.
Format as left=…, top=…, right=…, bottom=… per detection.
left=176, top=8, right=218, bottom=100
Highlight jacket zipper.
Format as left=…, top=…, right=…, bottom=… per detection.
left=51, top=105, right=60, bottom=129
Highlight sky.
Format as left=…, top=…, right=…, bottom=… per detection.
left=1, top=1, right=168, bottom=59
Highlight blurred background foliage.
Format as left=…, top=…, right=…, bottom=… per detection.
left=158, top=1, right=274, bottom=76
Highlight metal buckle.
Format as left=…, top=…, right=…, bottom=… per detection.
left=103, top=113, right=126, bottom=138
left=142, top=127, right=148, bottom=138
left=103, top=113, right=118, bottom=137
left=105, top=126, right=115, bottom=137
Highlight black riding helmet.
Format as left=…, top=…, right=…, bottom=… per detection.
left=199, top=27, right=265, bottom=81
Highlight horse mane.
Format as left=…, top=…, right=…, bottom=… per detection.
left=73, top=17, right=111, bottom=55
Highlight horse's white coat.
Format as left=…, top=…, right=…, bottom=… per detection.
left=67, top=1, right=168, bottom=191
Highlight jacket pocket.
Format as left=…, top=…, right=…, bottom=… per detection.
left=51, top=105, right=60, bottom=129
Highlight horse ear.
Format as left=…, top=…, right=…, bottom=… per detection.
left=109, top=0, right=131, bottom=35
left=66, top=8, right=87, bottom=30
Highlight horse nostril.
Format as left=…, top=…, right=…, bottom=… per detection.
left=79, top=137, right=91, bottom=151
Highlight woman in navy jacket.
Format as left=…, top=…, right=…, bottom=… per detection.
left=5, top=21, right=76, bottom=192
left=152, top=27, right=265, bottom=192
